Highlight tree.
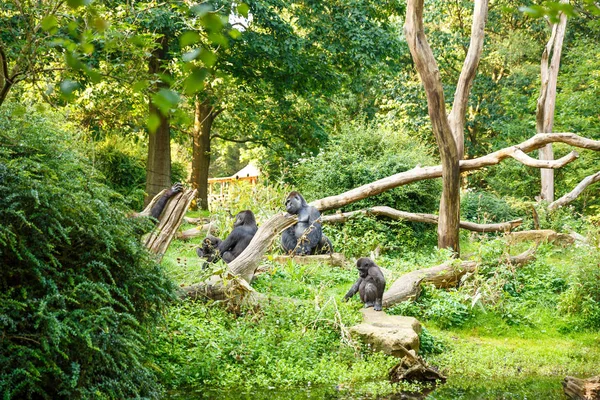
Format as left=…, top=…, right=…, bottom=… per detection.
left=404, top=0, right=489, bottom=254
left=536, top=0, right=569, bottom=203
left=184, top=0, right=405, bottom=209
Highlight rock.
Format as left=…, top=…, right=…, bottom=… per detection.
left=349, top=308, right=421, bottom=357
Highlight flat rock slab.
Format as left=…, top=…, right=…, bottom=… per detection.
left=349, top=308, right=421, bottom=358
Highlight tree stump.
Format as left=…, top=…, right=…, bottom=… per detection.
left=388, top=348, right=446, bottom=384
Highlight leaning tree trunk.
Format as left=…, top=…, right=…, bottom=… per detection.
left=537, top=1, right=568, bottom=203
left=191, top=97, right=215, bottom=210
left=404, top=0, right=488, bottom=255
left=145, top=36, right=172, bottom=205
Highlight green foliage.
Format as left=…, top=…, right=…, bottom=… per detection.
left=0, top=105, right=174, bottom=399
left=292, top=122, right=441, bottom=255
left=461, top=190, right=522, bottom=224
left=558, top=247, right=600, bottom=328
left=418, top=327, right=447, bottom=355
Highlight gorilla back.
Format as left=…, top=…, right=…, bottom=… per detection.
left=281, top=191, right=333, bottom=255
left=196, top=210, right=258, bottom=263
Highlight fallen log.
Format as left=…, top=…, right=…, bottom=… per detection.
left=322, top=206, right=522, bottom=233
left=506, top=229, right=575, bottom=245
left=549, top=171, right=600, bottom=211
left=270, top=253, right=348, bottom=268
left=311, top=132, right=598, bottom=211
left=563, top=375, right=600, bottom=400
left=382, top=248, right=536, bottom=307
left=178, top=223, right=216, bottom=239
left=388, top=344, right=446, bottom=383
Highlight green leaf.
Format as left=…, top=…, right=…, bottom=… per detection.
left=93, top=17, right=109, bottom=32
left=199, top=50, right=217, bottom=67
left=190, top=3, right=212, bottom=16
left=237, top=3, right=250, bottom=18
left=201, top=13, right=225, bottom=33
left=228, top=29, right=242, bottom=40
left=183, top=48, right=202, bottom=62
left=147, top=113, right=161, bottom=133
left=41, top=15, right=58, bottom=32
left=67, top=0, right=84, bottom=9
left=59, top=79, right=79, bottom=99
left=180, top=31, right=202, bottom=48
left=65, top=52, right=84, bottom=70
left=208, top=33, right=229, bottom=47
left=151, top=88, right=180, bottom=115
left=519, top=5, right=545, bottom=19
left=183, top=68, right=208, bottom=94
left=133, top=80, right=149, bottom=92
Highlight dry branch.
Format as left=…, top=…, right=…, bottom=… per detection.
left=270, top=253, right=347, bottom=268
left=549, top=171, right=600, bottom=211
left=321, top=206, right=522, bottom=233
left=310, top=133, right=600, bottom=212
left=178, top=223, right=216, bottom=239
left=142, top=189, right=196, bottom=261
left=381, top=248, right=536, bottom=307
left=506, top=229, right=575, bottom=246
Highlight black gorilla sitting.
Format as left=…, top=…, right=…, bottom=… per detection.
left=281, top=191, right=333, bottom=255
left=344, top=257, right=386, bottom=311
left=196, top=210, right=258, bottom=263
left=149, top=183, right=184, bottom=220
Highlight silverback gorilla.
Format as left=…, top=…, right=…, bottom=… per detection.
left=281, top=191, right=333, bottom=255
left=196, top=210, right=258, bottom=263
left=344, top=257, right=386, bottom=311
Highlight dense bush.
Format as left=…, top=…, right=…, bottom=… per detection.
left=0, top=105, right=175, bottom=399
left=292, top=122, right=441, bottom=254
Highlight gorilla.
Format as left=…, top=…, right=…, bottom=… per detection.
left=149, top=183, right=184, bottom=220
left=344, top=257, right=386, bottom=311
left=196, top=210, right=258, bottom=263
left=281, top=191, right=333, bottom=255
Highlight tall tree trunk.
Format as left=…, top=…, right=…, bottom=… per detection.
left=191, top=98, right=215, bottom=210
left=405, top=0, right=487, bottom=254
left=537, top=2, right=568, bottom=202
left=145, top=36, right=172, bottom=205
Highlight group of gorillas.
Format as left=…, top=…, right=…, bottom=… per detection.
left=195, top=191, right=386, bottom=311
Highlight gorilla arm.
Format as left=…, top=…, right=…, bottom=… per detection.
left=343, top=277, right=363, bottom=301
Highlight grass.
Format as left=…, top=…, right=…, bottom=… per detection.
left=153, top=211, right=600, bottom=398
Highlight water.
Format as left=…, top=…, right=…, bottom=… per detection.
left=168, top=376, right=564, bottom=399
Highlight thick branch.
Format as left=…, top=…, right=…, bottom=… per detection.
left=548, top=171, right=600, bottom=211
left=511, top=149, right=578, bottom=168
left=321, top=206, right=522, bottom=233
left=448, top=0, right=489, bottom=159
left=382, top=248, right=536, bottom=307
left=311, top=132, right=598, bottom=211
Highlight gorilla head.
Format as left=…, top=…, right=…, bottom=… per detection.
left=233, top=210, right=257, bottom=229
left=285, top=191, right=307, bottom=215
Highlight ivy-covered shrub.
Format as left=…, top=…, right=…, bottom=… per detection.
left=292, top=122, right=441, bottom=254
left=0, top=105, right=174, bottom=399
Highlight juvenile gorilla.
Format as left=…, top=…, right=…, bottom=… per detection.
left=281, top=191, right=333, bottom=255
left=196, top=210, right=258, bottom=263
left=344, top=257, right=386, bottom=311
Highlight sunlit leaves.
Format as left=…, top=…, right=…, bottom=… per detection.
left=151, top=88, right=180, bottom=116
left=41, top=15, right=58, bottom=33
left=190, top=3, right=212, bottom=17
left=59, top=79, right=80, bottom=100
left=147, top=113, right=161, bottom=133
left=183, top=68, right=208, bottom=94
left=520, top=2, right=577, bottom=23
left=229, top=29, right=242, bottom=40
left=237, top=3, right=250, bottom=18
left=180, top=31, right=202, bottom=48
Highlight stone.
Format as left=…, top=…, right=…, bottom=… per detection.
left=349, top=308, right=421, bottom=358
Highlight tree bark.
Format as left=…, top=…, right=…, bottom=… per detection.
left=405, top=0, right=465, bottom=254
left=191, top=97, right=215, bottom=210
left=563, top=375, right=600, bottom=400
left=145, top=36, right=172, bottom=205
left=322, top=206, right=522, bottom=233
left=537, top=2, right=569, bottom=202
left=142, top=189, right=197, bottom=262
left=448, top=0, right=489, bottom=160
left=548, top=171, right=600, bottom=211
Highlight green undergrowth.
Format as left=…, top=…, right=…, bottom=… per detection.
left=155, top=220, right=600, bottom=397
